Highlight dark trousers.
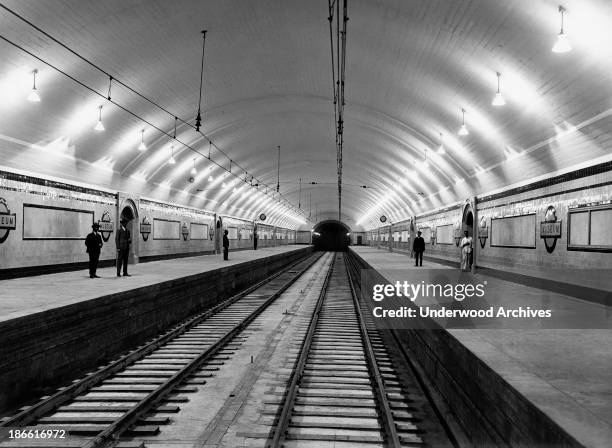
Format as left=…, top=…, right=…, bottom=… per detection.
left=254, top=239, right=258, bottom=250
left=117, top=248, right=129, bottom=274
left=88, top=252, right=100, bottom=277
left=223, top=247, right=229, bottom=260
left=414, top=251, right=423, bottom=266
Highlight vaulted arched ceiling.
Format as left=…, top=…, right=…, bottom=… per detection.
left=1, top=0, right=612, bottom=229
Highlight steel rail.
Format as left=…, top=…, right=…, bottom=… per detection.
left=84, top=251, right=325, bottom=448
left=345, top=253, right=402, bottom=447
left=0, top=251, right=322, bottom=433
left=267, top=252, right=336, bottom=448
left=345, top=251, right=464, bottom=447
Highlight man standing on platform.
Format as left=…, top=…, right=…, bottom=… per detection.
left=413, top=230, right=425, bottom=267
left=460, top=230, right=473, bottom=271
left=223, top=229, right=230, bottom=260
left=85, top=222, right=103, bottom=278
left=115, top=218, right=131, bottom=277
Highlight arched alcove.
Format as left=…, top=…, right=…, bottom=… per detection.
left=312, top=220, right=351, bottom=251
left=462, top=203, right=474, bottom=237
left=118, top=198, right=139, bottom=263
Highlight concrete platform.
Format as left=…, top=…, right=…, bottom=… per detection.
left=381, top=244, right=612, bottom=306
left=349, top=246, right=612, bottom=448
left=0, top=245, right=312, bottom=413
left=0, top=245, right=308, bottom=323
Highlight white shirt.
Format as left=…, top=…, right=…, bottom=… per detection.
left=461, top=236, right=473, bottom=253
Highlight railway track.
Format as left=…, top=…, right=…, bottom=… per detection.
left=0, top=252, right=325, bottom=448
left=268, top=253, right=455, bottom=447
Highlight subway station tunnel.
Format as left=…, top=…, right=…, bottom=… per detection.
left=312, top=220, right=351, bottom=251
left=0, top=1, right=611, bottom=447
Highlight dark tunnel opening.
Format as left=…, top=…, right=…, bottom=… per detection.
left=312, top=221, right=350, bottom=251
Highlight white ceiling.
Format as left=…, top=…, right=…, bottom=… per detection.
left=1, top=0, right=612, bottom=229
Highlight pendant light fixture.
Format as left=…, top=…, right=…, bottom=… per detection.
left=552, top=6, right=571, bottom=53
left=492, top=72, right=506, bottom=106
left=422, top=149, right=429, bottom=168
left=27, top=69, right=41, bottom=102
left=94, top=105, right=105, bottom=131
left=437, top=132, right=445, bottom=155
left=458, top=108, right=469, bottom=136
left=190, top=158, right=197, bottom=176
left=138, top=129, right=147, bottom=151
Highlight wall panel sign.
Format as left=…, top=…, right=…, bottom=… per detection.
left=436, top=224, right=454, bottom=245
left=478, top=217, right=488, bottom=248
left=490, top=214, right=536, bottom=248
left=23, top=204, right=93, bottom=240
left=153, top=218, right=180, bottom=240
left=227, top=227, right=238, bottom=240
left=140, top=216, right=151, bottom=241
left=181, top=223, right=190, bottom=241
left=540, top=222, right=562, bottom=237
left=540, top=206, right=561, bottom=253
left=568, top=204, right=612, bottom=252
left=190, top=223, right=209, bottom=240
left=0, top=198, right=17, bottom=243
left=99, top=210, right=114, bottom=242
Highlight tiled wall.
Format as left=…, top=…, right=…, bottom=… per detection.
left=413, top=207, right=463, bottom=260
left=476, top=169, right=612, bottom=270
left=364, top=165, right=612, bottom=271
left=138, top=198, right=216, bottom=259
left=255, top=223, right=296, bottom=248
left=296, top=230, right=311, bottom=244
left=222, top=215, right=255, bottom=250
left=350, top=231, right=367, bottom=245
left=0, top=170, right=299, bottom=272
left=0, top=172, right=117, bottom=269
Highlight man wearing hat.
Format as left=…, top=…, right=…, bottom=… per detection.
left=85, top=222, right=103, bottom=278
left=223, top=229, right=230, bottom=260
left=115, top=218, right=132, bottom=277
left=413, top=230, right=425, bottom=267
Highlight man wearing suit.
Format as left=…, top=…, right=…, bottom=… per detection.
left=85, top=222, right=103, bottom=278
left=223, top=229, right=229, bottom=260
left=413, top=230, right=425, bottom=267
left=115, top=218, right=131, bottom=277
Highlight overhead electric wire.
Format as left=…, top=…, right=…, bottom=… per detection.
left=327, top=1, right=338, bottom=128
left=339, top=0, right=348, bottom=222
left=328, top=0, right=348, bottom=221
left=337, top=0, right=342, bottom=221
left=194, top=30, right=207, bottom=132
left=0, top=2, right=306, bottom=220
